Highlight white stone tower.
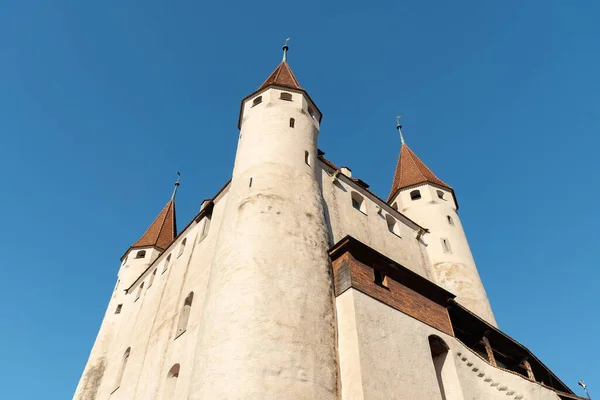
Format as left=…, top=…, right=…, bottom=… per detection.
left=387, top=125, right=497, bottom=326
left=189, top=46, right=338, bottom=399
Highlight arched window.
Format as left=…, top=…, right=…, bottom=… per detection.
left=177, top=238, right=187, bottom=257
left=305, top=151, right=310, bottom=166
left=162, top=254, right=171, bottom=274
left=198, top=215, right=211, bottom=242
left=351, top=192, right=367, bottom=214
left=289, top=118, right=295, bottom=128
left=252, top=96, right=262, bottom=107
left=437, top=190, right=445, bottom=200
left=163, top=363, right=180, bottom=399
left=148, top=268, right=157, bottom=287
left=280, top=92, right=292, bottom=101
left=135, top=250, right=146, bottom=259
left=176, top=292, right=194, bottom=338
left=410, top=190, right=421, bottom=201
left=135, top=282, right=144, bottom=301
left=428, top=335, right=463, bottom=400
left=113, top=347, right=131, bottom=392
left=386, top=215, right=400, bottom=237
left=447, top=215, right=454, bottom=226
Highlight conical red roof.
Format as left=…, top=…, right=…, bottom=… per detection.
left=131, top=199, right=177, bottom=251
left=388, top=144, right=452, bottom=202
left=258, top=61, right=302, bottom=91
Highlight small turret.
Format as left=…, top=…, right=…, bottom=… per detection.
left=388, top=124, right=497, bottom=326
left=118, top=178, right=178, bottom=289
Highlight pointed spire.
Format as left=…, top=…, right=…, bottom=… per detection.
left=388, top=123, right=452, bottom=202
left=258, top=42, right=302, bottom=91
left=130, top=182, right=178, bottom=252
left=396, top=116, right=405, bottom=145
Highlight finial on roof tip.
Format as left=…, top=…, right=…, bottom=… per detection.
left=282, top=37, right=291, bottom=62
left=396, top=115, right=405, bottom=145
left=171, top=171, right=181, bottom=201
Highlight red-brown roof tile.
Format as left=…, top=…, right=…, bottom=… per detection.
left=258, top=61, right=302, bottom=91
left=388, top=144, right=452, bottom=202
left=131, top=199, right=177, bottom=251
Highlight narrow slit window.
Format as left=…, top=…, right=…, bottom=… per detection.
left=351, top=192, right=367, bottom=214
left=441, top=238, right=452, bottom=254
left=410, top=190, right=421, bottom=200
left=249, top=177, right=253, bottom=187
left=289, top=118, right=295, bottom=128
left=177, top=238, right=187, bottom=257
left=447, top=215, right=454, bottom=225
left=198, top=216, right=211, bottom=243
left=148, top=268, right=157, bottom=287
left=252, top=96, right=262, bottom=107
left=305, top=151, right=310, bottom=166
left=374, top=269, right=388, bottom=288
left=135, top=250, right=146, bottom=259
left=113, top=347, right=130, bottom=392
left=163, top=364, right=180, bottom=399
left=135, top=282, right=144, bottom=302
left=162, top=254, right=171, bottom=274
left=176, top=292, right=194, bottom=338
left=115, top=304, right=123, bottom=314
left=280, top=92, right=292, bottom=101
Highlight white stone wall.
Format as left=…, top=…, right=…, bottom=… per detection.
left=336, top=289, right=561, bottom=400
left=392, top=184, right=497, bottom=326
left=319, top=164, right=434, bottom=281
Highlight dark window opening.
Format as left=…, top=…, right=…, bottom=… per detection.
left=115, top=304, right=123, bottom=314
left=135, top=250, right=146, bottom=259
left=410, top=190, right=421, bottom=200
left=437, top=190, right=445, bottom=200
left=374, top=269, right=388, bottom=288
left=252, top=96, right=262, bottom=107
left=280, top=92, right=292, bottom=101
left=289, top=118, right=295, bottom=128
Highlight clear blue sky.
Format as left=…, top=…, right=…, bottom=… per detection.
left=1, top=1, right=597, bottom=398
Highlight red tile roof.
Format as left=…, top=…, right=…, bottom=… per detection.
left=131, top=199, right=177, bottom=251
left=388, top=144, right=452, bottom=202
left=258, top=61, right=302, bottom=91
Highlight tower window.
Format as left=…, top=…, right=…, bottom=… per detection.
left=163, top=364, right=180, bottom=399
left=198, top=215, right=211, bottom=243
left=249, top=177, right=253, bottom=187
left=113, top=347, right=130, bottom=392
left=441, top=238, right=452, bottom=254
left=135, top=250, right=146, bottom=259
left=391, top=202, right=398, bottom=211
left=252, top=96, right=262, bottom=107
left=162, top=254, right=171, bottom=274
left=374, top=269, right=388, bottom=288
left=176, top=292, right=194, bottom=338
left=148, top=268, right=157, bottom=287
left=351, top=192, right=367, bottom=214
left=289, top=118, right=295, bottom=128
left=437, top=190, right=445, bottom=200
left=410, top=190, right=421, bottom=200
left=386, top=215, right=401, bottom=237
left=177, top=238, right=187, bottom=258
left=280, top=92, right=292, bottom=101
left=135, top=282, right=144, bottom=302
left=305, top=151, right=310, bottom=166
left=115, top=304, right=123, bottom=314
left=447, top=215, right=454, bottom=225
left=307, top=107, right=316, bottom=119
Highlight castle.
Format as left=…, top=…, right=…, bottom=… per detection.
left=74, top=46, right=583, bottom=400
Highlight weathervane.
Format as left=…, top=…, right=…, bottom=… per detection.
left=396, top=115, right=405, bottom=145
left=282, top=37, right=291, bottom=62
left=171, top=171, right=181, bottom=201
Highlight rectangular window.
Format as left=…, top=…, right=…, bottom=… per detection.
left=374, top=269, right=388, bottom=288
left=115, top=304, right=123, bottom=314
left=442, top=238, right=452, bottom=254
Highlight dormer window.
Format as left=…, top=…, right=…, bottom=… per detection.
left=135, top=250, right=146, bottom=259
left=252, top=96, right=262, bottom=107
left=410, top=190, right=421, bottom=201
left=280, top=92, right=292, bottom=101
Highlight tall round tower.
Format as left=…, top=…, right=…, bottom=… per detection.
left=387, top=126, right=497, bottom=327
left=190, top=47, right=337, bottom=399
